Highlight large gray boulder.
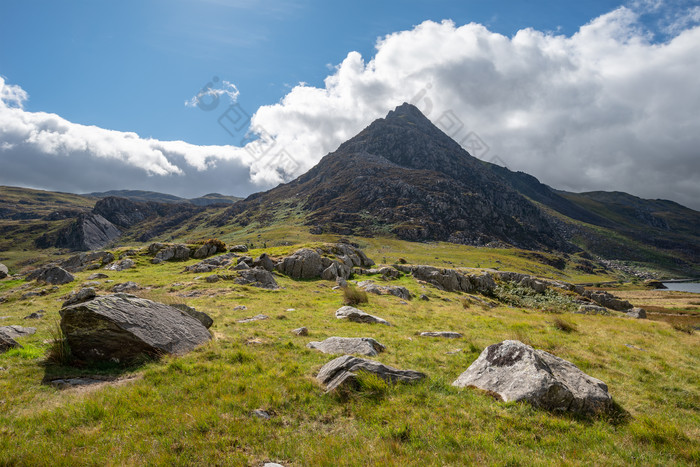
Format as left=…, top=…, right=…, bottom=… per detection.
left=27, top=266, right=75, bottom=285
left=59, top=294, right=212, bottom=363
left=317, top=355, right=426, bottom=392
left=335, top=306, right=390, bottom=326
left=0, top=263, right=9, bottom=279
left=276, top=248, right=324, bottom=279
left=307, top=337, right=386, bottom=356
left=452, top=340, right=612, bottom=415
left=235, top=268, right=279, bottom=289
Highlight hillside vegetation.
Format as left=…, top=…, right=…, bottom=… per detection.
left=1, top=241, right=698, bottom=466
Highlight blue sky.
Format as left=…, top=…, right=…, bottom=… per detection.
left=1, top=0, right=699, bottom=209
left=1, top=0, right=624, bottom=145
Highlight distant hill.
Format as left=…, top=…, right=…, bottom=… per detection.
left=86, top=190, right=241, bottom=206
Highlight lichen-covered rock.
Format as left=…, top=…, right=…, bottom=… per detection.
left=59, top=294, right=212, bottom=363
left=276, top=248, right=324, bottom=279
left=453, top=340, right=612, bottom=415
left=626, top=307, right=647, bottom=319
left=316, top=355, right=425, bottom=392
left=172, top=304, right=214, bottom=329
left=104, top=259, right=134, bottom=271
left=62, top=287, right=96, bottom=307
left=357, top=281, right=412, bottom=300
left=335, top=306, right=390, bottom=325
left=420, top=331, right=462, bottom=338
left=576, top=304, right=611, bottom=315
left=307, top=337, right=386, bottom=356
left=582, top=290, right=633, bottom=311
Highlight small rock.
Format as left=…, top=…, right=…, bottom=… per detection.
left=420, top=331, right=462, bottom=338
left=625, top=344, right=646, bottom=351
left=104, top=259, right=134, bottom=271
left=419, top=294, right=430, bottom=301
left=291, top=327, right=308, bottom=336
left=87, top=273, right=109, bottom=280
left=0, top=263, right=8, bottom=279
left=626, top=307, right=647, bottom=319
left=235, top=268, right=279, bottom=289
left=62, top=287, right=96, bottom=307
left=24, top=310, right=45, bottom=320
left=1, top=334, right=21, bottom=353
left=335, top=306, right=390, bottom=326
left=229, top=245, right=249, bottom=253
left=237, top=314, right=269, bottom=323
left=233, top=305, right=247, bottom=311
left=251, top=409, right=272, bottom=420
left=576, top=304, right=610, bottom=315
left=205, top=275, right=220, bottom=283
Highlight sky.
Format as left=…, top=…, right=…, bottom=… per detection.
left=1, top=0, right=699, bottom=209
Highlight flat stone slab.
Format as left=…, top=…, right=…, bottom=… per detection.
left=237, top=314, right=269, bottom=323
left=0, top=325, right=37, bottom=339
left=317, top=355, right=426, bottom=392
left=307, top=337, right=386, bottom=356
left=420, top=331, right=462, bottom=338
left=335, top=306, right=390, bottom=326
left=452, top=340, right=612, bottom=415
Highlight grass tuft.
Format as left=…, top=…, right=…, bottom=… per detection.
left=45, top=319, right=71, bottom=366
left=551, top=316, right=578, bottom=333
left=342, top=285, right=368, bottom=306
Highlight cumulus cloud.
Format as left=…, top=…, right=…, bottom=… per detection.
left=1, top=3, right=700, bottom=210
left=184, top=78, right=240, bottom=109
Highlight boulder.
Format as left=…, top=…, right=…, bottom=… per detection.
left=335, top=306, right=390, bottom=326
left=0, top=263, right=8, bottom=279
left=62, top=287, right=97, bottom=307
left=276, top=248, right=324, bottom=279
left=357, top=281, right=412, bottom=300
left=112, top=281, right=141, bottom=293
left=452, top=340, right=612, bottom=415
left=235, top=268, right=279, bottom=289
left=407, top=265, right=496, bottom=294
left=27, top=266, right=75, bottom=285
left=87, top=273, right=109, bottom=280
left=253, top=253, right=275, bottom=272
left=307, top=337, right=386, bottom=356
left=0, top=325, right=37, bottom=339
left=58, top=251, right=115, bottom=272
left=229, top=245, right=249, bottom=253
left=205, top=275, right=220, bottom=283
left=291, top=327, right=308, bottom=336
left=193, top=243, right=218, bottom=259
left=24, top=311, right=45, bottom=320
left=59, top=294, right=212, bottom=363
left=316, top=355, right=426, bottom=392
left=104, top=259, right=134, bottom=271
left=172, top=304, right=214, bottom=329
left=626, top=307, right=647, bottom=319
left=154, top=244, right=191, bottom=262
left=184, top=252, right=237, bottom=273
left=0, top=333, right=21, bottom=353
left=644, top=279, right=667, bottom=290
left=420, top=331, right=462, bottom=338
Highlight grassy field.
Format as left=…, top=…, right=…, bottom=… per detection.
left=0, top=243, right=698, bottom=466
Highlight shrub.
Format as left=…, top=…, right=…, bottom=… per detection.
left=202, top=238, right=227, bottom=253
left=342, top=286, right=368, bottom=306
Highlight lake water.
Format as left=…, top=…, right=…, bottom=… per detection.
left=661, top=282, right=700, bottom=293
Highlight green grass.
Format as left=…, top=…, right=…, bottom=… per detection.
left=0, top=242, right=698, bottom=465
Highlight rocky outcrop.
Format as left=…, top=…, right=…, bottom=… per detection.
left=316, top=355, right=426, bottom=392
left=307, top=337, right=386, bottom=356
left=148, top=243, right=191, bottom=263
left=582, top=290, right=633, bottom=311
left=104, top=259, right=134, bottom=271
left=357, top=280, right=412, bottom=300
left=234, top=268, right=279, bottom=289
left=335, top=306, right=390, bottom=325
left=27, top=266, right=75, bottom=285
left=59, top=294, right=212, bottom=363
left=276, top=243, right=374, bottom=281
left=453, top=340, right=612, bottom=415
left=184, top=253, right=237, bottom=273
left=51, top=213, right=121, bottom=251
left=576, top=304, right=611, bottom=315
left=58, top=251, right=115, bottom=272
left=396, top=265, right=496, bottom=294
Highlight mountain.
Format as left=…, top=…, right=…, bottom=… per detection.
left=86, top=190, right=241, bottom=206
left=214, top=103, right=699, bottom=275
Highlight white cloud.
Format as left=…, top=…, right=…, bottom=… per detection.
left=1, top=3, right=700, bottom=210
left=184, top=78, right=240, bottom=108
